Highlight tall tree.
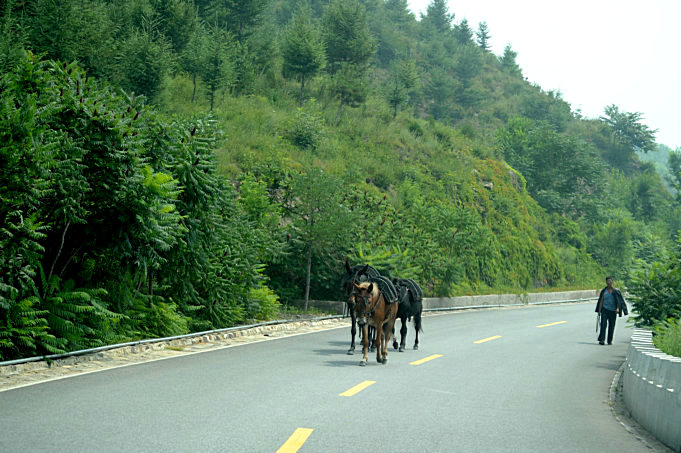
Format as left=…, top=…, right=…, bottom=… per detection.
left=475, top=21, right=491, bottom=51
left=420, top=0, right=453, bottom=35
left=281, top=5, right=326, bottom=107
left=386, top=59, right=418, bottom=118
left=322, top=0, right=375, bottom=74
left=198, top=22, right=234, bottom=110
left=203, top=0, right=269, bottom=42
left=285, top=166, right=355, bottom=310
left=500, top=43, right=521, bottom=76
left=322, top=0, right=376, bottom=125
left=600, top=104, right=657, bottom=169
left=114, top=12, right=173, bottom=100
left=181, top=25, right=209, bottom=103
left=453, top=18, right=473, bottom=44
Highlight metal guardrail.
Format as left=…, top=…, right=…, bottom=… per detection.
left=0, top=315, right=343, bottom=367
left=0, top=296, right=596, bottom=368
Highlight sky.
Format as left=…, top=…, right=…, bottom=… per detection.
left=406, top=0, right=681, bottom=150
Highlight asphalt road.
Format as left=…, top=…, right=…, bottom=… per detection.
left=0, top=302, right=655, bottom=452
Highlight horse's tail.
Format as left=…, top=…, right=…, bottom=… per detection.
left=414, top=310, right=423, bottom=333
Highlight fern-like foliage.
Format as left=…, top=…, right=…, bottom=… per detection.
left=0, top=297, right=65, bottom=361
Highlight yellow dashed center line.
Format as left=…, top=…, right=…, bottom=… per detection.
left=339, top=380, right=376, bottom=397
left=537, top=321, right=567, bottom=328
left=474, top=335, right=502, bottom=344
left=276, top=428, right=313, bottom=453
left=409, top=354, right=443, bottom=366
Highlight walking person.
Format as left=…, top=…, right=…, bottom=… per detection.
left=595, top=276, right=628, bottom=345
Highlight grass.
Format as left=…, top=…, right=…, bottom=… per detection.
left=654, top=318, right=681, bottom=357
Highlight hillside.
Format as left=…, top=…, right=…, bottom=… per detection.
left=1, top=0, right=680, bottom=359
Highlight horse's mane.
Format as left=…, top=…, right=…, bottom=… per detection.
left=341, top=262, right=381, bottom=293
left=369, top=275, right=399, bottom=303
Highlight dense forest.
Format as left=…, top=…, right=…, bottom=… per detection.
left=2, top=0, right=681, bottom=360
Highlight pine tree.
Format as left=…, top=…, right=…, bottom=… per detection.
left=500, top=43, right=521, bottom=76
left=322, top=0, right=376, bottom=125
left=281, top=6, right=326, bottom=107
left=453, top=18, right=473, bottom=44
left=475, top=21, right=491, bottom=51
left=420, top=0, right=453, bottom=35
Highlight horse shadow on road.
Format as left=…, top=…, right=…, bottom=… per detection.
left=312, top=341, right=370, bottom=367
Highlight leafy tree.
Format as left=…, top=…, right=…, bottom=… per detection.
left=666, top=150, right=681, bottom=201
left=628, top=237, right=681, bottom=327
left=475, top=21, right=491, bottom=51
left=181, top=25, right=209, bottom=103
left=627, top=169, right=668, bottom=222
left=281, top=5, right=326, bottom=106
left=149, top=116, right=271, bottom=328
left=497, top=118, right=606, bottom=220
left=600, top=104, right=657, bottom=170
left=0, top=54, right=185, bottom=353
left=283, top=166, right=356, bottom=309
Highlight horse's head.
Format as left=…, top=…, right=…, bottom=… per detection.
left=397, top=284, right=411, bottom=304
left=342, top=264, right=373, bottom=302
left=352, top=282, right=379, bottom=327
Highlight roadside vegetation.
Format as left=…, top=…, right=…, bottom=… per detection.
left=1, top=0, right=680, bottom=360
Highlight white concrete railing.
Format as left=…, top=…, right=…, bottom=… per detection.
left=309, top=289, right=599, bottom=314
left=623, top=328, right=681, bottom=452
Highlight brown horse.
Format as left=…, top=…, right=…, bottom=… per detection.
left=352, top=281, right=398, bottom=366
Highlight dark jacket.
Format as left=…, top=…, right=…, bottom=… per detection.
left=595, top=287, right=629, bottom=317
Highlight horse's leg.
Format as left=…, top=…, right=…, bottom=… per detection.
left=348, top=308, right=356, bottom=355
left=359, top=324, right=368, bottom=366
left=399, top=316, right=407, bottom=352
left=413, top=311, right=422, bottom=350
left=382, top=307, right=397, bottom=364
left=375, top=319, right=384, bottom=364
left=369, top=326, right=376, bottom=352
left=392, top=323, right=398, bottom=350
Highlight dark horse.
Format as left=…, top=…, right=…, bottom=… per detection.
left=351, top=281, right=399, bottom=366
left=392, top=278, right=424, bottom=351
left=340, top=262, right=380, bottom=355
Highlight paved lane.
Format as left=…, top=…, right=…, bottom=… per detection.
left=0, top=303, right=658, bottom=452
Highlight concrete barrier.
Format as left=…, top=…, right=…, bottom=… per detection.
left=422, top=289, right=598, bottom=310
left=308, top=289, right=599, bottom=314
left=623, top=328, right=681, bottom=452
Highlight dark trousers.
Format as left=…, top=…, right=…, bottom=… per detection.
left=598, top=309, right=617, bottom=344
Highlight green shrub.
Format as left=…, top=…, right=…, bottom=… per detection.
left=653, top=318, right=681, bottom=357
left=246, top=286, right=281, bottom=321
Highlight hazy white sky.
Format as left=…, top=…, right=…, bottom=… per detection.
left=407, top=0, right=681, bottom=150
